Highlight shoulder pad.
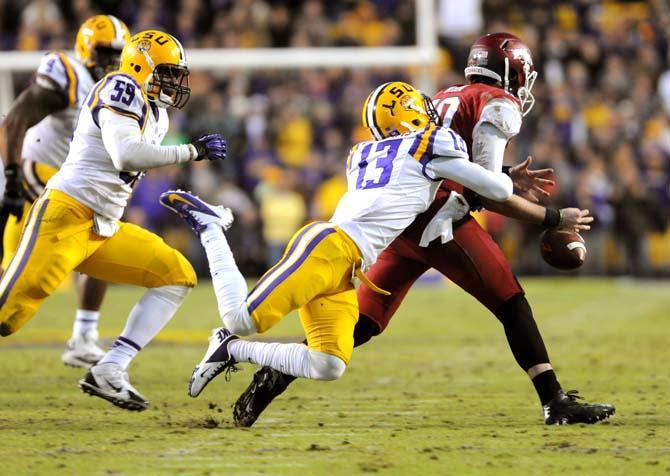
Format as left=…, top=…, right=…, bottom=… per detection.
left=90, top=74, right=147, bottom=127
left=431, top=126, right=469, bottom=159
left=479, top=99, right=522, bottom=139
left=36, top=52, right=79, bottom=104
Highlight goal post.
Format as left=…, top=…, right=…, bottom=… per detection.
left=0, top=0, right=439, bottom=115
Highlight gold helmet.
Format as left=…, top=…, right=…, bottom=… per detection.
left=75, top=15, right=130, bottom=80
left=362, top=81, right=439, bottom=139
left=119, top=30, right=191, bottom=109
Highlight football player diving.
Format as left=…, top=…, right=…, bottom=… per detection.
left=0, top=30, right=226, bottom=412
left=0, top=15, right=130, bottom=368
left=232, top=33, right=615, bottom=427
left=162, top=80, right=520, bottom=410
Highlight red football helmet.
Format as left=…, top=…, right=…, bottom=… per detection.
left=464, top=32, right=538, bottom=116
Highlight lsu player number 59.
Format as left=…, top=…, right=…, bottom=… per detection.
left=0, top=14, right=130, bottom=369
left=0, top=30, right=226, bottom=412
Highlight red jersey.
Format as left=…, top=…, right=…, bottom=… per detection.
left=402, top=83, right=521, bottom=242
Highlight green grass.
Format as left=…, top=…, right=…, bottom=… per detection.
left=0, top=277, right=668, bottom=475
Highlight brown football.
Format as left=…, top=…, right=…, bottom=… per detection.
left=539, top=229, right=586, bottom=270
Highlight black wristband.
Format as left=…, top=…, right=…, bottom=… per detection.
left=502, top=166, right=512, bottom=176
left=4, top=163, right=19, bottom=178
left=543, top=207, right=561, bottom=227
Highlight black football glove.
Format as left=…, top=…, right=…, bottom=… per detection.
left=1, top=164, right=25, bottom=221
left=192, top=134, right=227, bottom=161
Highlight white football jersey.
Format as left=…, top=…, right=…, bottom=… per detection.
left=22, top=52, right=95, bottom=169
left=331, top=124, right=471, bottom=266
left=48, top=72, right=169, bottom=221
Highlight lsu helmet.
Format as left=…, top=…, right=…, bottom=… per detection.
left=119, top=30, right=191, bottom=109
left=464, top=32, right=538, bottom=116
left=75, top=15, right=130, bottom=80
left=362, top=81, right=439, bottom=140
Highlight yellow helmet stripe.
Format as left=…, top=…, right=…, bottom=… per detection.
left=58, top=53, right=78, bottom=105
left=365, top=82, right=391, bottom=140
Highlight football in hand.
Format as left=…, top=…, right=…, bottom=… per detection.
left=539, top=229, right=586, bottom=270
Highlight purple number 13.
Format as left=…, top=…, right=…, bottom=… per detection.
left=356, top=139, right=401, bottom=190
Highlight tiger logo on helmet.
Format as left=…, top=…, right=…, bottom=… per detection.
left=119, top=30, right=191, bottom=109
left=362, top=81, right=440, bottom=140
left=75, top=15, right=131, bottom=80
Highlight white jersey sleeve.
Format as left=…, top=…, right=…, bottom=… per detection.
left=431, top=126, right=470, bottom=159
left=424, top=127, right=513, bottom=202
left=470, top=98, right=521, bottom=172
left=90, top=73, right=148, bottom=129
left=99, top=108, right=194, bottom=170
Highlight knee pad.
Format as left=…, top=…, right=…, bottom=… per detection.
left=222, top=304, right=258, bottom=336
left=307, top=350, right=346, bottom=380
left=150, top=285, right=191, bottom=306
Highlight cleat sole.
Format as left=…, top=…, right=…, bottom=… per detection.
left=79, top=380, right=148, bottom=412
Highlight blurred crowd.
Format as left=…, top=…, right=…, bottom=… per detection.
left=2, top=0, right=670, bottom=277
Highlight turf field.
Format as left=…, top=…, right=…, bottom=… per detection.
left=0, top=277, right=668, bottom=475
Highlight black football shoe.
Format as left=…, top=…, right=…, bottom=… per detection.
left=233, top=366, right=296, bottom=427
left=543, top=390, right=615, bottom=425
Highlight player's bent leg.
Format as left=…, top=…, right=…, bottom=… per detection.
left=81, top=283, right=192, bottom=410
left=75, top=221, right=197, bottom=288
left=75, top=223, right=196, bottom=410
left=233, top=315, right=378, bottom=427
left=194, top=287, right=357, bottom=401
left=0, top=193, right=91, bottom=336
left=307, top=350, right=346, bottom=380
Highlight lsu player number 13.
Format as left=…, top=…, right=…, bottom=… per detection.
left=0, top=15, right=130, bottom=368
left=0, top=30, right=226, bottom=412
left=160, top=81, right=513, bottom=405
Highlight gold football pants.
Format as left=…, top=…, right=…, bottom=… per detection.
left=246, top=222, right=362, bottom=364
left=0, top=189, right=196, bottom=336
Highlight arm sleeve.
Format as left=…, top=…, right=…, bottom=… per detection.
left=99, top=108, right=195, bottom=171
left=471, top=122, right=508, bottom=172
left=426, top=156, right=513, bottom=202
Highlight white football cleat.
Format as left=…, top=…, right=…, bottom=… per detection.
left=79, top=363, right=149, bottom=411
left=159, top=190, right=234, bottom=235
left=188, top=327, right=239, bottom=398
left=61, top=329, right=106, bottom=368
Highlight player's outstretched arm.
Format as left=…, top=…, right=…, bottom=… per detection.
left=481, top=195, right=593, bottom=231
left=99, top=109, right=226, bottom=171
left=429, top=156, right=514, bottom=202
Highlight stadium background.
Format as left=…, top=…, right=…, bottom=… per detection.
left=1, top=0, right=669, bottom=277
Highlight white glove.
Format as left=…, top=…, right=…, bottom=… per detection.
left=419, top=191, right=470, bottom=247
